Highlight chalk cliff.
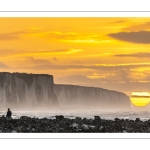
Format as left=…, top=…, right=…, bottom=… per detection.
left=0, top=72, right=130, bottom=110
left=54, top=84, right=130, bottom=110
left=0, top=72, right=58, bottom=109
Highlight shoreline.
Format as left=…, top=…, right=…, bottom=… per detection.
left=0, top=115, right=150, bottom=133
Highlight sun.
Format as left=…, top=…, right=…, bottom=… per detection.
left=130, top=92, right=150, bottom=107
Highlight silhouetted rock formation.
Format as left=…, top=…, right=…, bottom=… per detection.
left=54, top=84, right=130, bottom=109
left=0, top=72, right=58, bottom=109
left=0, top=116, right=149, bottom=133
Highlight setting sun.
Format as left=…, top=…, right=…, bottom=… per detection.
left=130, top=92, right=150, bottom=106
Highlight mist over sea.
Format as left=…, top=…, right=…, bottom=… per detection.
left=1, top=108, right=150, bottom=121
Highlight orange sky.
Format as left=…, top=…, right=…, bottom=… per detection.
left=1, top=17, right=150, bottom=95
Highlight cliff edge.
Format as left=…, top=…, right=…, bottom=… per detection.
left=0, top=72, right=58, bottom=109
left=54, top=84, right=130, bottom=110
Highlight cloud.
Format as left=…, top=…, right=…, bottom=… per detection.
left=44, top=31, right=107, bottom=43
left=86, top=68, right=132, bottom=83
left=87, top=72, right=117, bottom=79
left=54, top=70, right=150, bottom=95
left=0, top=48, right=83, bottom=58
left=17, top=63, right=150, bottom=71
left=0, top=30, right=37, bottom=41
left=54, top=74, right=135, bottom=94
left=114, top=52, right=150, bottom=58
left=111, top=20, right=127, bottom=24
left=53, top=57, right=58, bottom=61
left=38, top=49, right=69, bottom=53
left=26, top=57, right=51, bottom=65
left=55, top=74, right=111, bottom=87
left=36, top=49, right=83, bottom=54
left=54, top=68, right=150, bottom=95
left=0, top=29, right=37, bottom=40
left=0, top=49, right=16, bottom=56
left=0, top=29, right=108, bottom=43
left=58, top=27, right=72, bottom=30
left=123, top=22, right=150, bottom=31
left=108, top=31, right=150, bottom=44
left=0, top=33, right=20, bottom=40
left=0, top=62, right=9, bottom=68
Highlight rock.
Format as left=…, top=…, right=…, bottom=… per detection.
left=88, top=125, right=95, bottom=129
left=0, top=115, right=149, bottom=133
left=75, top=117, right=82, bottom=121
left=122, top=130, right=127, bottom=133
left=12, top=130, right=17, bottom=133
left=135, top=118, right=140, bottom=122
left=94, top=116, right=101, bottom=120
left=83, top=118, right=86, bottom=122
left=114, top=118, right=120, bottom=122
left=125, top=119, right=129, bottom=122
left=147, top=128, right=150, bottom=132
left=99, top=126, right=107, bottom=132
left=56, top=115, right=64, bottom=120
left=6, top=117, right=12, bottom=120
left=147, top=120, right=150, bottom=126
left=82, top=124, right=89, bottom=130
left=70, top=123, right=79, bottom=129
left=20, top=116, right=31, bottom=120
left=32, top=128, right=35, bottom=131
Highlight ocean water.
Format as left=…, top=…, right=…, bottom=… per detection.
left=1, top=109, right=150, bottom=121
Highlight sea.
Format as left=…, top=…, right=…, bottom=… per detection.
left=1, top=109, right=150, bottom=121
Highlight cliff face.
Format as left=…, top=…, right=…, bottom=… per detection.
left=0, top=72, right=130, bottom=110
left=0, top=72, right=58, bottom=109
left=54, top=84, right=130, bottom=110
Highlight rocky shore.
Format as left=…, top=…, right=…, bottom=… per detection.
left=0, top=115, right=150, bottom=133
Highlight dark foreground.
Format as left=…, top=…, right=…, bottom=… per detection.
left=0, top=115, right=150, bottom=133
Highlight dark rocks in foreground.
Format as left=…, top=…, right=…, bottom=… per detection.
left=0, top=115, right=150, bottom=133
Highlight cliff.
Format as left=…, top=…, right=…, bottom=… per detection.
left=0, top=72, right=58, bottom=110
left=54, top=84, right=130, bottom=110
left=0, top=72, right=130, bottom=111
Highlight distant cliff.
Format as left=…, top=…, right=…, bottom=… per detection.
left=0, top=72, right=131, bottom=110
left=54, top=84, right=130, bottom=110
left=0, top=72, right=58, bottom=109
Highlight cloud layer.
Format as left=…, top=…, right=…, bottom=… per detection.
left=26, top=57, right=51, bottom=65
left=114, top=52, right=150, bottom=58
left=0, top=62, right=8, bottom=68
left=108, top=31, right=150, bottom=44
left=123, top=22, right=150, bottom=31
left=0, top=29, right=109, bottom=43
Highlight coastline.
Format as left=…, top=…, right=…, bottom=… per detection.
left=0, top=115, right=150, bottom=133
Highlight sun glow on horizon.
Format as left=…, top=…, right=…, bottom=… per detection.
left=131, top=92, right=150, bottom=97
left=130, top=92, right=150, bottom=107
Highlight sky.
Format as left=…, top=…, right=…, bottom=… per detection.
left=0, top=17, right=150, bottom=96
